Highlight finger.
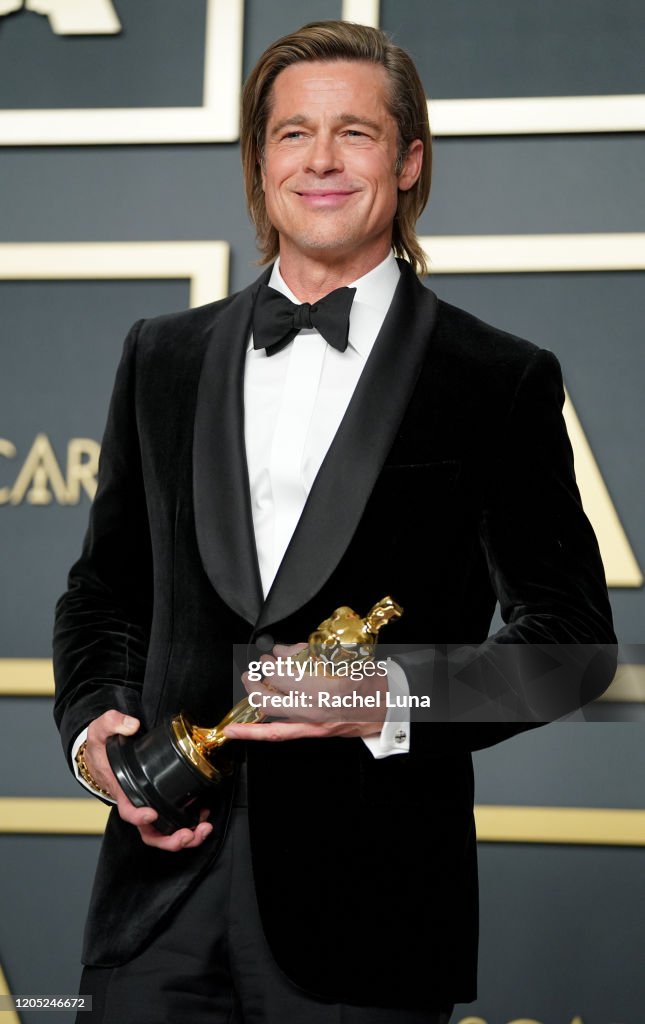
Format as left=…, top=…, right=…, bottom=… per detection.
left=242, top=674, right=268, bottom=700
left=244, top=671, right=294, bottom=700
left=138, top=820, right=213, bottom=851
left=181, top=821, right=214, bottom=848
left=272, top=721, right=382, bottom=739
left=89, top=710, right=140, bottom=744
left=257, top=652, right=292, bottom=688
left=273, top=643, right=308, bottom=657
left=242, top=672, right=281, bottom=696
left=242, top=656, right=285, bottom=697
left=115, top=790, right=158, bottom=827
left=224, top=720, right=383, bottom=741
left=116, top=786, right=213, bottom=847
left=224, top=721, right=334, bottom=742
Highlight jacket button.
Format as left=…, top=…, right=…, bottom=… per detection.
left=254, top=633, right=274, bottom=653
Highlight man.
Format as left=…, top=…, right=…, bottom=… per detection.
left=53, top=20, right=616, bottom=1024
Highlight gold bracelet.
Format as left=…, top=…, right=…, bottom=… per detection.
left=75, top=740, right=113, bottom=800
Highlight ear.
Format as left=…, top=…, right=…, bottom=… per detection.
left=397, top=139, right=424, bottom=192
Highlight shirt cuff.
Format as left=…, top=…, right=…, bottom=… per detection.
left=361, top=659, right=411, bottom=759
left=71, top=727, right=117, bottom=803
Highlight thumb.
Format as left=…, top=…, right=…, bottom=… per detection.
left=114, top=714, right=140, bottom=735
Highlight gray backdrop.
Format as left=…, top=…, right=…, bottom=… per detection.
left=0, top=2, right=643, bottom=1023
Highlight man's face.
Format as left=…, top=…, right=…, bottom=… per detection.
left=260, top=60, right=422, bottom=270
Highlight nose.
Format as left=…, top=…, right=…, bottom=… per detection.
left=305, top=132, right=343, bottom=175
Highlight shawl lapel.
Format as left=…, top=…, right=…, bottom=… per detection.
left=256, top=261, right=438, bottom=629
left=193, top=261, right=439, bottom=630
left=192, top=269, right=271, bottom=626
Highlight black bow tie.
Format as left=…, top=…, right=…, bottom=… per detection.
left=252, top=283, right=356, bottom=356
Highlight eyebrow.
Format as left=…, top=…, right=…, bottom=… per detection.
left=268, top=113, right=383, bottom=136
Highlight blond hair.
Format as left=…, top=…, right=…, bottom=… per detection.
left=241, top=20, right=431, bottom=274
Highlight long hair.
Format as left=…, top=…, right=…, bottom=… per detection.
left=241, top=21, right=432, bottom=274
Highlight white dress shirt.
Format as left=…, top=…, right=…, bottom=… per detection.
left=72, top=252, right=411, bottom=796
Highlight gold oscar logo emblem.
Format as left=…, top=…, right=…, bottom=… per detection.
left=0, top=0, right=121, bottom=35
left=0, top=434, right=99, bottom=505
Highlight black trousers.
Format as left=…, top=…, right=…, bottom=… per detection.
left=77, top=770, right=454, bottom=1024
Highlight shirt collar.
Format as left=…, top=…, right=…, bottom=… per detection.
left=266, top=253, right=401, bottom=359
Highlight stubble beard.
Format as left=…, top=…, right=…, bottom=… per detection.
left=284, top=213, right=373, bottom=258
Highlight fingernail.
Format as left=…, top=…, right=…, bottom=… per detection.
left=181, top=836, right=191, bottom=847
left=142, top=812, right=155, bottom=824
left=123, top=716, right=138, bottom=729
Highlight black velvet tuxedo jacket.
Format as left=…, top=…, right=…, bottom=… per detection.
left=53, top=260, right=615, bottom=1009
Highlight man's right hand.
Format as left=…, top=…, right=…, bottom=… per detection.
left=85, top=710, right=213, bottom=852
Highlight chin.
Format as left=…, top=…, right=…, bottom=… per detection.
left=291, top=231, right=361, bottom=253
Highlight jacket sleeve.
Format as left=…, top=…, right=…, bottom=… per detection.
left=53, top=321, right=152, bottom=765
left=393, top=347, right=617, bottom=749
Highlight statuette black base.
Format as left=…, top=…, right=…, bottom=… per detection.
left=106, top=716, right=229, bottom=836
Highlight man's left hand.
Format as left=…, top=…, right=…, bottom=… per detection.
left=223, top=643, right=387, bottom=742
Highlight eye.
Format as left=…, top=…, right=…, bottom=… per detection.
left=343, top=129, right=374, bottom=142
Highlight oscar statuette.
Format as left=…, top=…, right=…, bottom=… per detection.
left=106, top=596, right=402, bottom=834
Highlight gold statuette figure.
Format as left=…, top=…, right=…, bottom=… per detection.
left=188, top=596, right=403, bottom=752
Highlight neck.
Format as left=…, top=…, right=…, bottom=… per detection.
left=277, top=243, right=392, bottom=303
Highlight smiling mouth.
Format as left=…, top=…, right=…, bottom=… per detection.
left=295, top=190, right=358, bottom=203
